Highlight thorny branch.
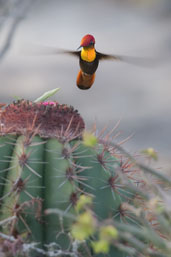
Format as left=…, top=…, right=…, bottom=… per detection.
left=0, top=231, right=82, bottom=257
left=0, top=0, right=34, bottom=63
left=99, top=138, right=171, bottom=185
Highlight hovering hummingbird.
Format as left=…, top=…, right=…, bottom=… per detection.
left=59, top=34, right=133, bottom=90
left=74, top=34, right=120, bottom=90
left=29, top=34, right=150, bottom=90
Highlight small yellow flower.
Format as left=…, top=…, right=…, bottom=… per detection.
left=71, top=211, right=96, bottom=240
left=75, top=195, right=93, bottom=212
left=82, top=131, right=97, bottom=147
left=92, top=239, right=109, bottom=254
left=141, top=148, right=158, bottom=161
left=92, top=225, right=118, bottom=254
left=100, top=225, right=118, bottom=240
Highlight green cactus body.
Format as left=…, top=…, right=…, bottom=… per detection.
left=71, top=142, right=121, bottom=218
left=0, top=135, right=78, bottom=253
left=0, top=135, right=17, bottom=197
left=71, top=142, right=134, bottom=257
left=0, top=100, right=137, bottom=257
left=72, top=142, right=134, bottom=219
left=43, top=138, right=77, bottom=248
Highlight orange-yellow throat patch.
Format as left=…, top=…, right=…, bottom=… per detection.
left=81, top=47, right=96, bottom=62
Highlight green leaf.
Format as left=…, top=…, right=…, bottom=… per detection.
left=34, top=88, right=60, bottom=103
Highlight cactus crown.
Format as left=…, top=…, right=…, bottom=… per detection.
left=0, top=100, right=85, bottom=139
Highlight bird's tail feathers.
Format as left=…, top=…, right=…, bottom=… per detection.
left=76, top=70, right=95, bottom=90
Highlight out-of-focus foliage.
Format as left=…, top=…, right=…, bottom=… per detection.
left=0, top=0, right=34, bottom=62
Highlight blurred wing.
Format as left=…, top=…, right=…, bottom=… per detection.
left=22, top=44, right=80, bottom=57
left=97, top=51, right=121, bottom=61
left=96, top=51, right=153, bottom=67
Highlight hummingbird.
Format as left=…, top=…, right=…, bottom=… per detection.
left=75, top=34, right=120, bottom=90
left=58, top=34, right=130, bottom=90
left=28, top=34, right=150, bottom=90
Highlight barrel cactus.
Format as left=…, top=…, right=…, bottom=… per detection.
left=0, top=97, right=169, bottom=257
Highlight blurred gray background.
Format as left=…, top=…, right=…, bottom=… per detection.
left=0, top=0, right=171, bottom=171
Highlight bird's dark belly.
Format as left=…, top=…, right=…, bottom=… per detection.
left=79, top=58, right=99, bottom=75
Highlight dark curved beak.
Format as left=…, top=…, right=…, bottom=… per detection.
left=77, top=45, right=82, bottom=50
